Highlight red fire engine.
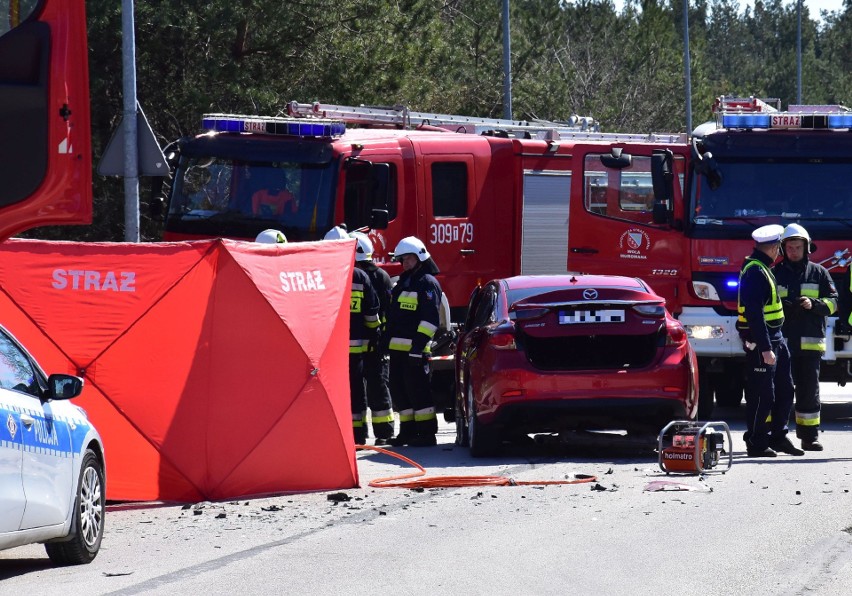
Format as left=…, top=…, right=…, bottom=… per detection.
left=567, top=96, right=852, bottom=416
left=159, top=103, right=685, bottom=413
left=0, top=0, right=92, bottom=240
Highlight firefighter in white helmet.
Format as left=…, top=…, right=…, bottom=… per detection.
left=255, top=229, right=287, bottom=243
left=736, top=224, right=797, bottom=457
left=323, top=226, right=380, bottom=445
left=773, top=223, right=837, bottom=451
left=385, top=236, right=443, bottom=447
left=350, top=231, right=395, bottom=445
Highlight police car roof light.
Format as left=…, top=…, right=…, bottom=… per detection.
left=201, top=114, right=347, bottom=138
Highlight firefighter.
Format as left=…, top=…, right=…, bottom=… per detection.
left=385, top=236, right=443, bottom=447
left=774, top=224, right=837, bottom=451
left=736, top=224, right=800, bottom=457
left=324, top=226, right=380, bottom=445
left=350, top=231, right=395, bottom=445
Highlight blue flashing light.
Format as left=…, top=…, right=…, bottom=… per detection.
left=722, top=113, right=771, bottom=129
left=828, top=113, right=852, bottom=129
left=201, top=114, right=346, bottom=138
left=726, top=279, right=739, bottom=289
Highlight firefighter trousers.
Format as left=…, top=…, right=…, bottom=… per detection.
left=743, top=337, right=795, bottom=451
left=364, top=350, right=394, bottom=439
left=349, top=354, right=368, bottom=443
left=790, top=348, right=822, bottom=442
left=389, top=352, right=438, bottom=440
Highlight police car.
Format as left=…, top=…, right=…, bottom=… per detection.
left=0, top=324, right=105, bottom=565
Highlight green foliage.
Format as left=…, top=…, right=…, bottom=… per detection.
left=21, top=0, right=852, bottom=241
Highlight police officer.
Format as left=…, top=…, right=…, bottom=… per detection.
left=736, top=224, right=800, bottom=457
left=774, top=224, right=837, bottom=451
left=324, top=226, right=380, bottom=445
left=385, top=236, right=443, bottom=447
left=350, top=231, right=395, bottom=445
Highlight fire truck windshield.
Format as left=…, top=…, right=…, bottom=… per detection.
left=166, top=156, right=337, bottom=241
left=691, top=159, right=852, bottom=232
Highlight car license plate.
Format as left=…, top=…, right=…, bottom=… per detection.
left=559, top=309, right=625, bottom=324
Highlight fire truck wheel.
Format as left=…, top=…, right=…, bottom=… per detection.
left=467, top=386, right=499, bottom=457
left=712, top=366, right=744, bottom=407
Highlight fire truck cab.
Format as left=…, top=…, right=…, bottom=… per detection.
left=0, top=0, right=92, bottom=240
left=568, top=96, right=852, bottom=415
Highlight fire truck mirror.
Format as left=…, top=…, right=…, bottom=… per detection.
left=599, top=150, right=632, bottom=170
left=370, top=208, right=389, bottom=230
left=651, top=149, right=674, bottom=224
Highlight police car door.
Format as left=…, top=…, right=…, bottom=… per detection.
left=0, top=331, right=73, bottom=529
left=0, top=387, right=25, bottom=533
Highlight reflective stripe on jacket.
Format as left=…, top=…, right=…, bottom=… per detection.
left=774, top=257, right=838, bottom=353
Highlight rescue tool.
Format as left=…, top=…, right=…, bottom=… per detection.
left=657, top=420, right=732, bottom=475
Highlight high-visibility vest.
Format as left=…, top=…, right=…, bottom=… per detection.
left=736, top=258, right=784, bottom=332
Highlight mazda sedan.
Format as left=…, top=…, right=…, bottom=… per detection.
left=455, top=275, right=698, bottom=456
left=0, top=324, right=105, bottom=564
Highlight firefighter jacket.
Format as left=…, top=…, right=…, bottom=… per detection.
left=356, top=261, right=393, bottom=331
left=773, top=256, right=838, bottom=353
left=350, top=267, right=380, bottom=354
left=386, top=265, right=442, bottom=356
left=736, top=249, right=784, bottom=353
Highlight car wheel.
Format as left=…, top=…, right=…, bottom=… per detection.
left=455, top=387, right=469, bottom=447
left=467, top=385, right=499, bottom=457
left=45, top=449, right=105, bottom=565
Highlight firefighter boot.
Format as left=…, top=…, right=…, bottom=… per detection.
left=408, top=417, right=439, bottom=447
left=370, top=410, right=395, bottom=442
left=802, top=439, right=824, bottom=451
left=769, top=435, right=805, bottom=456
left=387, top=419, right=416, bottom=447
left=353, top=424, right=368, bottom=446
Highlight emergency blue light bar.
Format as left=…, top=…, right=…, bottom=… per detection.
left=726, top=279, right=739, bottom=289
left=721, top=111, right=852, bottom=131
left=201, top=114, right=347, bottom=138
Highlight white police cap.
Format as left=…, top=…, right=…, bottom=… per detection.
left=751, top=224, right=784, bottom=244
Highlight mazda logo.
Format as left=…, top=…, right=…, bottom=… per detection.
left=582, top=289, right=598, bottom=300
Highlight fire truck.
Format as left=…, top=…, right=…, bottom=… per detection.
left=0, top=0, right=92, bottom=240
left=567, top=96, right=852, bottom=416
left=159, top=102, right=685, bottom=413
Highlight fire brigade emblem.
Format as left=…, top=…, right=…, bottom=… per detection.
left=618, top=228, right=651, bottom=260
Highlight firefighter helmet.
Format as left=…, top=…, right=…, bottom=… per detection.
left=393, top=236, right=430, bottom=262
left=255, top=229, right=287, bottom=244
left=349, top=231, right=373, bottom=262
left=781, top=223, right=814, bottom=253
left=323, top=226, right=349, bottom=241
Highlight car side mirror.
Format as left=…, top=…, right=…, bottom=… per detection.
left=46, top=373, right=84, bottom=401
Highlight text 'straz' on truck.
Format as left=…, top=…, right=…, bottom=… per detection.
left=156, top=101, right=686, bottom=417
left=0, top=0, right=92, bottom=240
left=566, top=94, right=852, bottom=417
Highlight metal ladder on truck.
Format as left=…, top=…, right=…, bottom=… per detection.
left=285, top=101, right=686, bottom=143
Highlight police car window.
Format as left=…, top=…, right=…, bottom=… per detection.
left=432, top=162, right=468, bottom=217
left=0, top=331, right=38, bottom=396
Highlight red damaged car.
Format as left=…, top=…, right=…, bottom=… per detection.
left=454, top=275, right=698, bottom=456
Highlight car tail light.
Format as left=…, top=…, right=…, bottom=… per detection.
left=633, top=303, right=666, bottom=317
left=489, top=331, right=517, bottom=350
left=666, top=320, right=688, bottom=346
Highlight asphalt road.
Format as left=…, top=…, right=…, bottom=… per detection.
left=3, top=385, right=852, bottom=595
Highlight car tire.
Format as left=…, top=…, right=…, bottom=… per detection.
left=45, top=449, right=105, bottom=565
left=467, top=385, right=499, bottom=457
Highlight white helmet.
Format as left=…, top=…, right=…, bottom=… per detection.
left=349, top=231, right=373, bottom=262
left=255, top=229, right=287, bottom=244
left=323, top=226, right=349, bottom=241
left=782, top=223, right=814, bottom=253
left=393, top=236, right=430, bottom=262
left=782, top=223, right=811, bottom=243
